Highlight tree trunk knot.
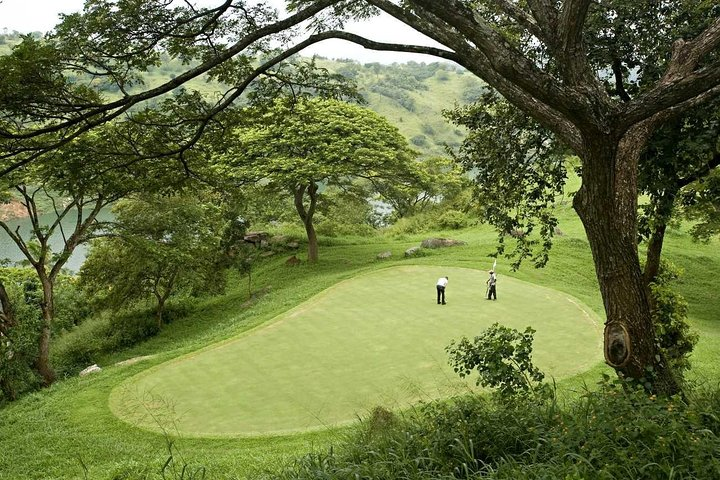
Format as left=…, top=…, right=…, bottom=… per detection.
left=604, top=321, right=631, bottom=368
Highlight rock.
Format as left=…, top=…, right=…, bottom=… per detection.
left=286, top=255, right=301, bottom=266
left=260, top=251, right=275, bottom=257
left=376, top=251, right=392, bottom=260
left=269, top=235, right=289, bottom=245
left=287, top=241, right=299, bottom=249
left=79, top=364, right=102, bottom=377
left=243, top=231, right=270, bottom=247
left=404, top=246, right=422, bottom=257
left=420, top=238, right=467, bottom=249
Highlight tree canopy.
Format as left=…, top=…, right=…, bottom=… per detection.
left=216, top=97, right=418, bottom=261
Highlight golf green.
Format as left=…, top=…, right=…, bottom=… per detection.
left=110, top=265, right=603, bottom=437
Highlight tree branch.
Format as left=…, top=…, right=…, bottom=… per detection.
left=489, top=0, right=545, bottom=41
left=0, top=0, right=342, bottom=143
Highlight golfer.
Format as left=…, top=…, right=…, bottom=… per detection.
left=486, top=270, right=497, bottom=300
left=436, top=276, right=449, bottom=305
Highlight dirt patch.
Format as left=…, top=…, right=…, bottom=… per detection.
left=0, top=200, right=28, bottom=221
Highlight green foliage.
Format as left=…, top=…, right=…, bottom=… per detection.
left=52, top=305, right=177, bottom=376
left=436, top=210, right=469, bottom=230
left=649, top=261, right=698, bottom=378
left=79, top=193, right=227, bottom=326
left=270, top=383, right=720, bottom=480
left=216, top=97, right=418, bottom=261
left=52, top=276, right=92, bottom=335
left=0, top=269, right=42, bottom=401
left=446, top=89, right=566, bottom=269
left=447, top=323, right=545, bottom=398
left=374, top=156, right=469, bottom=221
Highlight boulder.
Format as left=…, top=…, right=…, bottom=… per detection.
left=420, top=238, right=467, bottom=249
left=244, top=231, right=270, bottom=247
left=376, top=251, right=392, bottom=260
left=269, top=235, right=289, bottom=245
left=79, top=364, right=102, bottom=377
left=404, top=246, right=422, bottom=257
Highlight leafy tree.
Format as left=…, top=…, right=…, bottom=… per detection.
left=445, top=90, right=567, bottom=270
left=216, top=97, right=418, bottom=262
left=371, top=155, right=469, bottom=221
left=80, top=194, right=227, bottom=329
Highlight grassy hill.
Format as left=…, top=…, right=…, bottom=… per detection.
left=1, top=192, right=720, bottom=478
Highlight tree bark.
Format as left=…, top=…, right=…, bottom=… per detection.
left=35, top=274, right=56, bottom=386
left=294, top=182, right=319, bottom=263
left=573, top=128, right=679, bottom=395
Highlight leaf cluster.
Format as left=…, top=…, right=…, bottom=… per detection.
left=445, top=90, right=566, bottom=269
left=446, top=322, right=545, bottom=399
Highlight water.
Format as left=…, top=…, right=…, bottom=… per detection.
left=0, top=208, right=114, bottom=273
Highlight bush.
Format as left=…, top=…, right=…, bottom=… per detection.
left=269, top=383, right=720, bottom=480
left=649, top=261, right=698, bottom=380
left=0, top=269, right=42, bottom=401
left=52, top=276, right=93, bottom=335
left=436, top=210, right=469, bottom=230
left=386, top=212, right=436, bottom=235
left=51, top=304, right=174, bottom=376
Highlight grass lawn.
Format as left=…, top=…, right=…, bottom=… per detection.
left=1, top=208, right=719, bottom=479
left=111, top=265, right=602, bottom=437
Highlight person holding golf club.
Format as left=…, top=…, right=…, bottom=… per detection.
left=486, top=270, right=497, bottom=300
left=436, top=276, right=449, bottom=305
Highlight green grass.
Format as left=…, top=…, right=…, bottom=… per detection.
left=1, top=205, right=719, bottom=478
left=111, top=265, right=602, bottom=437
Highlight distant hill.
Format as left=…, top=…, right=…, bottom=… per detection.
left=317, top=58, right=485, bottom=156
left=1, top=32, right=485, bottom=155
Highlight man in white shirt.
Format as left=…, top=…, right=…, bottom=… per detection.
left=436, top=276, right=449, bottom=305
left=486, top=270, right=497, bottom=300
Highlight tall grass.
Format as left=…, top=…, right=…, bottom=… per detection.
left=268, top=382, right=720, bottom=479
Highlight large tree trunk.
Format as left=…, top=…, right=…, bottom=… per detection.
left=35, top=274, right=56, bottom=386
left=293, top=182, right=319, bottom=263
left=573, top=129, right=679, bottom=395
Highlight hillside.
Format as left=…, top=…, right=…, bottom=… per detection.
left=1, top=32, right=483, bottom=158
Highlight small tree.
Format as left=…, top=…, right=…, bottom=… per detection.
left=447, top=323, right=545, bottom=399
left=80, top=194, right=226, bottom=328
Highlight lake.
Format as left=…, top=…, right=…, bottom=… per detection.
left=0, top=208, right=114, bottom=273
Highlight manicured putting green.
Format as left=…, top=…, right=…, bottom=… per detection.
left=111, top=266, right=602, bottom=437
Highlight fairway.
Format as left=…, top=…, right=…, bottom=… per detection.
left=111, top=266, right=603, bottom=437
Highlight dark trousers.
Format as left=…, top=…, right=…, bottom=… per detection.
left=436, top=286, right=446, bottom=304
left=487, top=285, right=497, bottom=300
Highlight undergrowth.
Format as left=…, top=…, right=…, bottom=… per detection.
left=269, top=381, right=720, bottom=479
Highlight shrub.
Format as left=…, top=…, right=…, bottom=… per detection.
left=447, top=323, right=546, bottom=399
left=269, top=383, right=720, bottom=480
left=51, top=302, right=181, bottom=376
left=649, top=261, right=698, bottom=379
left=436, top=210, right=469, bottom=230
left=411, top=135, right=428, bottom=147
left=386, top=212, right=436, bottom=235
